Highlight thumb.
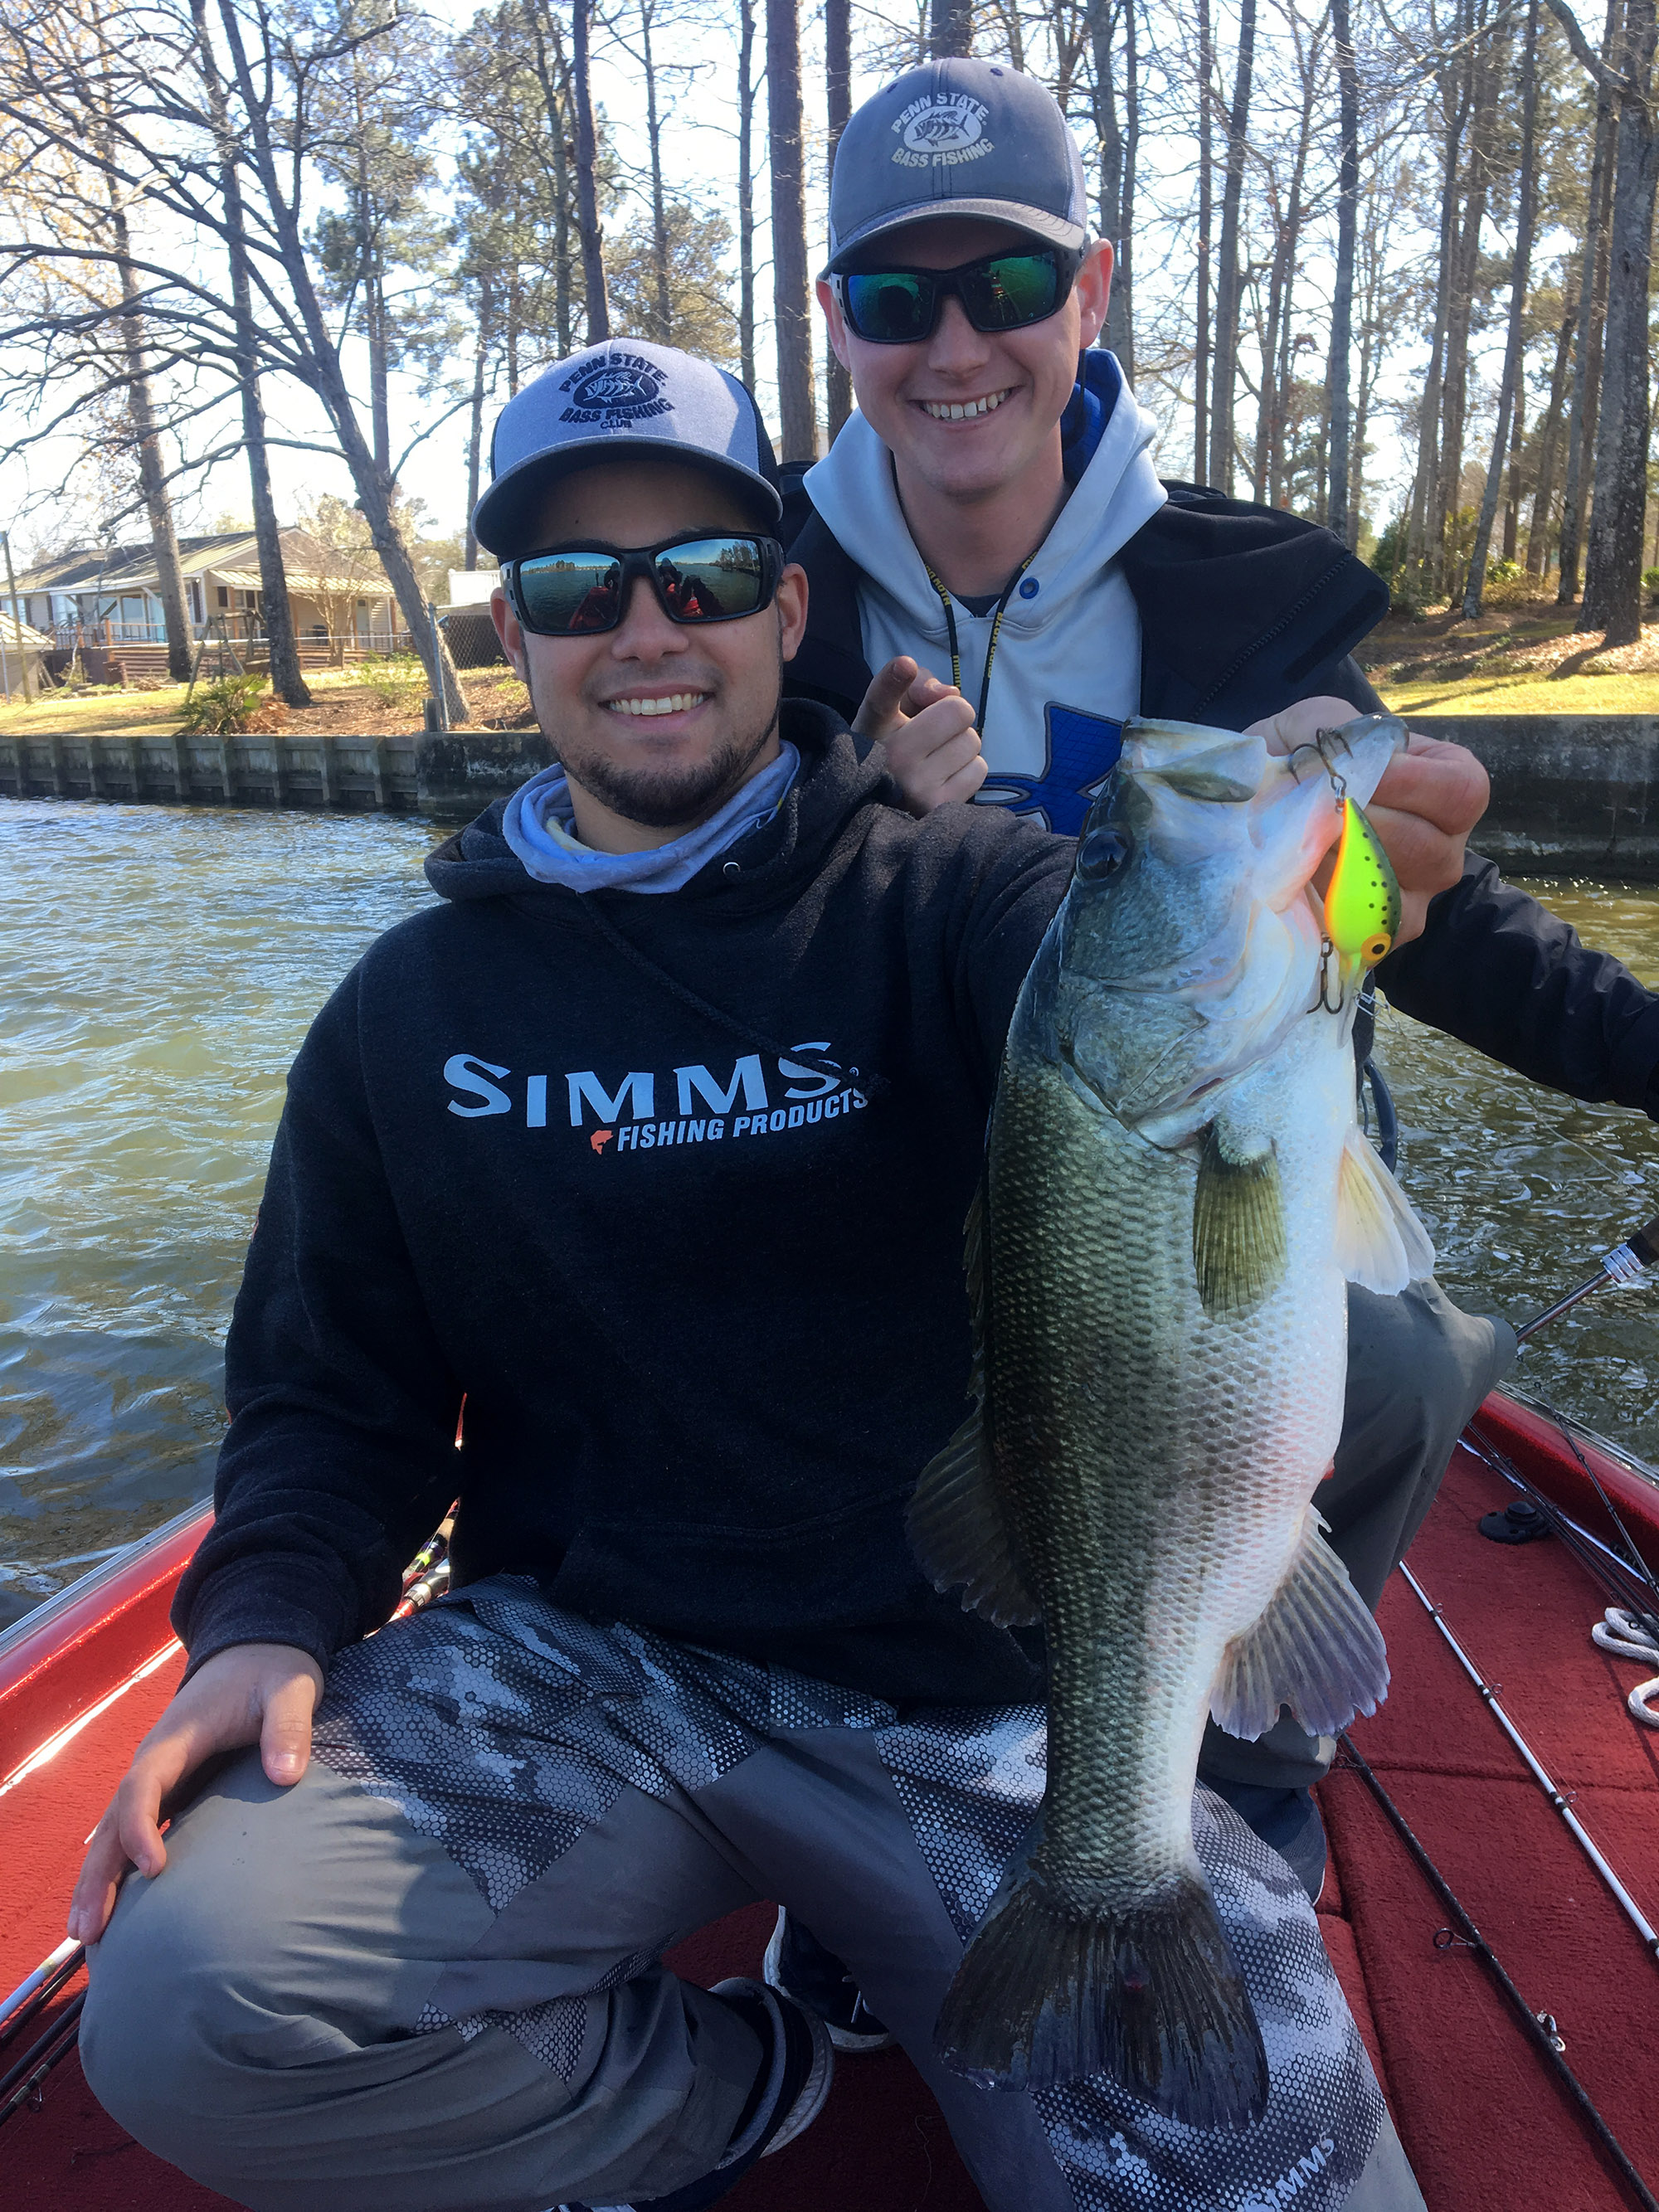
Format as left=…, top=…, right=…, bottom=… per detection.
left=260, top=1670, right=319, bottom=1787
left=853, top=656, right=919, bottom=737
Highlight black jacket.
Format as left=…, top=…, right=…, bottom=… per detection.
left=173, top=702, right=1071, bottom=1708
left=782, top=480, right=1659, bottom=1117
left=782, top=479, right=1391, bottom=734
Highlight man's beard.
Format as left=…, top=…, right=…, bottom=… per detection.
left=538, top=666, right=783, bottom=832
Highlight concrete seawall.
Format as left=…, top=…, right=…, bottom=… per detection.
left=1413, top=715, right=1659, bottom=880
left=0, top=727, right=552, bottom=821
left=7, top=714, right=1659, bottom=873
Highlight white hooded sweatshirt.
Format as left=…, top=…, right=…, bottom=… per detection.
left=802, top=353, right=1168, bottom=834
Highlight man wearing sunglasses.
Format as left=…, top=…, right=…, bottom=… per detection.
left=780, top=53, right=1659, bottom=1958
left=75, top=339, right=1428, bottom=2212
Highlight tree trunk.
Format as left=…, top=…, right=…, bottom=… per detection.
left=1406, top=66, right=1462, bottom=576
left=640, top=0, right=672, bottom=342
left=1502, top=376, right=1525, bottom=562
left=1326, top=0, right=1360, bottom=545
left=1208, top=0, right=1256, bottom=493
left=1581, top=0, right=1659, bottom=644
left=108, top=204, right=192, bottom=683
left=1559, top=0, right=1618, bottom=604
left=189, top=0, right=309, bottom=704
left=1117, top=0, right=1138, bottom=377
left=929, top=0, right=972, bottom=56
left=523, top=0, right=574, bottom=355
left=1194, top=0, right=1213, bottom=478
left=464, top=275, right=494, bottom=570
left=1437, top=7, right=1505, bottom=601
left=766, top=0, right=816, bottom=459
left=737, top=0, right=757, bottom=394
left=1526, top=297, right=1576, bottom=573
left=1462, top=0, right=1540, bottom=616
left=572, top=0, right=610, bottom=343
left=825, top=0, right=853, bottom=435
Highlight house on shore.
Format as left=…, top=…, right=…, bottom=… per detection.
left=12, top=530, right=403, bottom=678
left=0, top=610, right=52, bottom=699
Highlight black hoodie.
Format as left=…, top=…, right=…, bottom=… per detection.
left=173, top=702, right=1073, bottom=1706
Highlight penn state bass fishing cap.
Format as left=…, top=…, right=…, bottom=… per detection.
left=472, top=338, right=783, bottom=557
left=825, top=57, right=1089, bottom=274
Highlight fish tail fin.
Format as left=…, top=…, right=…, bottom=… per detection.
left=934, top=1869, right=1268, bottom=2127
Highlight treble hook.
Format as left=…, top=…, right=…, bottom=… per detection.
left=1318, top=935, right=1344, bottom=1014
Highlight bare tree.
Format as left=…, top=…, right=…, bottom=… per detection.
left=572, top=0, right=609, bottom=341
left=766, top=0, right=815, bottom=457
left=1462, top=0, right=1540, bottom=615
left=1208, top=0, right=1256, bottom=491
left=1194, top=0, right=1214, bottom=477
left=1326, top=0, right=1360, bottom=544
left=825, top=0, right=853, bottom=435
left=1568, top=0, right=1659, bottom=644
left=736, top=0, right=757, bottom=391
left=1555, top=0, right=1615, bottom=602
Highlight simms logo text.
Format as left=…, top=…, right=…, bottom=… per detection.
left=443, top=1045, right=868, bottom=1155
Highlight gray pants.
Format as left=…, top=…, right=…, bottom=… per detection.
left=1199, top=1278, right=1515, bottom=1796
left=84, top=1583, right=1425, bottom=2212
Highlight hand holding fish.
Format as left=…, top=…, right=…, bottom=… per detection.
left=1248, top=696, right=1490, bottom=947
left=854, top=654, right=987, bottom=815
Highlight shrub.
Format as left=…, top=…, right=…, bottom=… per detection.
left=1643, top=567, right=1659, bottom=596
left=357, top=651, right=426, bottom=707
left=179, top=673, right=270, bottom=736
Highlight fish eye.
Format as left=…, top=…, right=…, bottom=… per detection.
left=1077, top=825, right=1131, bottom=882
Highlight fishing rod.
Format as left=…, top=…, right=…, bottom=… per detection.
left=0, top=1938, right=86, bottom=2135
left=1397, top=1561, right=1659, bottom=1968
left=1514, top=1211, right=1659, bottom=1344
left=1336, top=1733, right=1659, bottom=2212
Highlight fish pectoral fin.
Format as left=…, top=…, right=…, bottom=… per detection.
left=1335, top=1125, right=1437, bottom=1293
left=1209, top=1501, right=1390, bottom=1740
left=1192, top=1122, right=1286, bottom=1320
left=907, top=1409, right=1041, bottom=1628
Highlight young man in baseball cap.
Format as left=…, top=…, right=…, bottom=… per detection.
left=780, top=57, right=1659, bottom=1932
left=71, top=338, right=1433, bottom=2212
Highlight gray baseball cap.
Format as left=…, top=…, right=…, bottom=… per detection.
left=473, top=338, right=783, bottom=557
left=826, top=58, right=1089, bottom=274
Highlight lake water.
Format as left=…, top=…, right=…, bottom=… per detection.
left=3, top=801, right=1659, bottom=1632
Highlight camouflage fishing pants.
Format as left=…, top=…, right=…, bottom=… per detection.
left=83, top=1578, right=1423, bottom=2212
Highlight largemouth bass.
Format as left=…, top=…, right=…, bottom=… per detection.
left=909, top=713, right=1432, bottom=2126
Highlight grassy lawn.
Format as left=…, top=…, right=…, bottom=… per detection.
left=1381, top=670, right=1659, bottom=716
left=0, top=683, right=194, bottom=738
left=0, top=667, right=472, bottom=740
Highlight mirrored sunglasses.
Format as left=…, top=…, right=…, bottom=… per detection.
left=834, top=247, right=1081, bottom=347
left=506, top=533, right=785, bottom=637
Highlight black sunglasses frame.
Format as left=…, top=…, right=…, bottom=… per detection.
left=504, top=531, right=786, bottom=638
left=831, top=246, right=1084, bottom=347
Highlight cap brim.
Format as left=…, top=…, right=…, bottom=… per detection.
left=474, top=440, right=783, bottom=558
left=826, top=201, right=1087, bottom=275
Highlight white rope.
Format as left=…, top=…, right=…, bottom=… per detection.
left=1591, top=1607, right=1659, bottom=1728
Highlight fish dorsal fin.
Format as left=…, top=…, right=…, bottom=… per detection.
left=1335, top=1125, right=1436, bottom=1293
left=1193, top=1123, right=1286, bottom=1320
left=1209, top=1501, right=1389, bottom=1741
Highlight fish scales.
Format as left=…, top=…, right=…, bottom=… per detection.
left=911, top=714, right=1429, bottom=2127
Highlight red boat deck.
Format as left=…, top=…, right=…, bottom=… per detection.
left=2, top=1402, right=1657, bottom=2210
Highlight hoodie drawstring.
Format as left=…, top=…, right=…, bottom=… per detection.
left=922, top=552, right=1034, bottom=751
